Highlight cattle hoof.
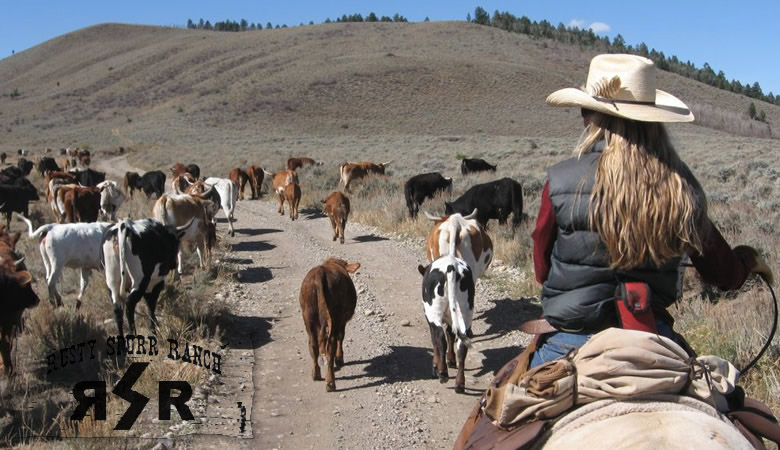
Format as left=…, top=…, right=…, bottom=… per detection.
left=332, top=236, right=337, bottom=241
left=339, top=238, right=345, bottom=244
left=431, top=366, right=439, bottom=379
left=455, top=385, right=465, bottom=394
left=75, top=299, right=82, bottom=310
left=335, top=358, right=344, bottom=369
left=326, top=382, right=336, bottom=392
left=447, top=360, right=457, bottom=369
left=438, top=372, right=449, bottom=384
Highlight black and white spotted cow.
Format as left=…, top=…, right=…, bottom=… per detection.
left=417, top=253, right=475, bottom=394
left=102, top=218, right=193, bottom=336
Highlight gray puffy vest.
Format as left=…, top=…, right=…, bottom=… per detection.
left=541, top=143, right=680, bottom=333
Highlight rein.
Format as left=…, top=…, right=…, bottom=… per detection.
left=681, top=263, right=777, bottom=376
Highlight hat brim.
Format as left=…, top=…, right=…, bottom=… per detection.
left=546, top=88, right=694, bottom=123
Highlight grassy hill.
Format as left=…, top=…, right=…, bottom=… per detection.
left=1, top=21, right=777, bottom=152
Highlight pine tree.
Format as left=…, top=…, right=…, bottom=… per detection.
left=367, top=12, right=378, bottom=22
left=187, top=19, right=195, bottom=29
left=748, top=102, right=757, bottom=119
left=473, top=7, right=489, bottom=25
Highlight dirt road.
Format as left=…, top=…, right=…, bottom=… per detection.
left=97, top=156, right=540, bottom=449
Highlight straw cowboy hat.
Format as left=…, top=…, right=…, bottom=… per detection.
left=546, top=54, right=694, bottom=123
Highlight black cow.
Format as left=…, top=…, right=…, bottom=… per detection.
left=0, top=152, right=6, bottom=164
left=444, top=177, right=523, bottom=230
left=17, top=159, right=33, bottom=175
left=186, top=164, right=200, bottom=180
left=404, top=172, right=453, bottom=218
left=0, top=178, right=40, bottom=229
left=59, top=148, right=68, bottom=156
left=141, top=171, right=166, bottom=198
left=0, top=166, right=23, bottom=184
left=460, top=158, right=497, bottom=175
left=37, top=157, right=61, bottom=176
left=103, top=219, right=192, bottom=335
left=71, top=169, right=106, bottom=187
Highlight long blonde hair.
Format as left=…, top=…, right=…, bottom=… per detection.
left=576, top=112, right=708, bottom=269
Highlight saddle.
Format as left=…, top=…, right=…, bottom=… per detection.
left=454, top=329, right=780, bottom=450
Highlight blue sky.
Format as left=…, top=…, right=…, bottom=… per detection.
left=3, top=1, right=780, bottom=96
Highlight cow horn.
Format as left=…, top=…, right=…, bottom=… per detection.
left=263, top=169, right=274, bottom=176
left=175, top=217, right=196, bottom=233
left=382, top=160, right=393, bottom=166
left=14, top=256, right=25, bottom=268
left=423, top=211, right=442, bottom=222
left=463, top=208, right=479, bottom=220
left=200, top=184, right=214, bottom=196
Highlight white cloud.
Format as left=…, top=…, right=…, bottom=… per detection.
left=568, top=19, right=585, bottom=29
left=589, top=22, right=611, bottom=33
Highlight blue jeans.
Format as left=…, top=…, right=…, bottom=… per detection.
left=528, top=321, right=680, bottom=369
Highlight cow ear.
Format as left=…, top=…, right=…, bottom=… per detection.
left=345, top=262, right=360, bottom=273
left=417, top=265, right=427, bottom=276
left=15, top=270, right=32, bottom=287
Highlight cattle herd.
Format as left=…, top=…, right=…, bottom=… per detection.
left=0, top=149, right=521, bottom=398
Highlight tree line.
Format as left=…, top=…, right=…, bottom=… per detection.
left=468, top=7, right=778, bottom=106
left=185, top=13, right=408, bottom=32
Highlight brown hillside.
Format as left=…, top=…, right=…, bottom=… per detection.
left=1, top=21, right=778, bottom=150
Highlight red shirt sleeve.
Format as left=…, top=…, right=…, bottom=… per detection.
left=689, top=219, right=756, bottom=291
left=531, top=181, right=556, bottom=284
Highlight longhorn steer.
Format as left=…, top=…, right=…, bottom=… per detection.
left=418, top=253, right=475, bottom=393
left=0, top=227, right=39, bottom=374
left=284, top=182, right=301, bottom=220
left=102, top=218, right=192, bottom=335
left=268, top=170, right=299, bottom=216
left=424, top=210, right=493, bottom=279
left=204, top=177, right=238, bottom=237
left=404, top=172, right=453, bottom=218
left=97, top=180, right=125, bottom=221
left=246, top=165, right=264, bottom=199
left=152, top=194, right=216, bottom=275
left=339, top=161, right=391, bottom=192
left=63, top=186, right=101, bottom=223
left=17, top=214, right=111, bottom=308
left=123, top=171, right=141, bottom=198
left=287, top=157, right=321, bottom=171
left=141, top=171, right=166, bottom=198
left=229, top=168, right=250, bottom=200
left=321, top=191, right=350, bottom=244
left=299, top=258, right=360, bottom=392
left=0, top=178, right=39, bottom=230
left=444, top=177, right=523, bottom=231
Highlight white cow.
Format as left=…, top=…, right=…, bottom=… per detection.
left=16, top=213, right=111, bottom=308
left=96, top=180, right=125, bottom=222
left=424, top=209, right=493, bottom=279
left=204, top=177, right=237, bottom=237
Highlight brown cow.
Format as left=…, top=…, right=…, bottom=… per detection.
left=63, top=186, right=101, bottom=223
left=287, top=157, right=320, bottom=171
left=299, top=258, right=360, bottom=392
left=0, top=226, right=39, bottom=374
left=269, top=170, right=299, bottom=215
left=124, top=171, right=141, bottom=198
left=229, top=168, right=250, bottom=201
left=424, top=210, right=493, bottom=280
left=321, top=192, right=350, bottom=244
left=339, top=161, right=391, bottom=192
left=246, top=165, right=264, bottom=199
left=284, top=182, right=301, bottom=220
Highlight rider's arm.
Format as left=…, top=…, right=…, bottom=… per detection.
left=532, top=181, right=556, bottom=284
left=689, top=219, right=757, bottom=291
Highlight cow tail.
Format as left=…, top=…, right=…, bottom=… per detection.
left=512, top=181, right=523, bottom=227
left=448, top=219, right=460, bottom=258
left=404, top=182, right=415, bottom=216
left=447, top=264, right=472, bottom=348
left=118, top=222, right=129, bottom=294
left=316, top=270, right=335, bottom=351
left=17, top=214, right=52, bottom=241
